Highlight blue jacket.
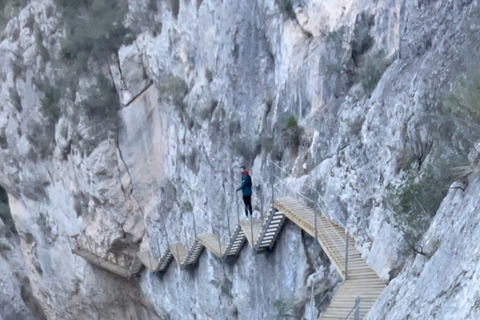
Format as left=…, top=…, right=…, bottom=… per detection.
left=236, top=173, right=252, bottom=196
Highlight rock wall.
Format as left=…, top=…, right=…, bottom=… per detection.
left=0, top=225, right=45, bottom=320
left=1, top=0, right=480, bottom=319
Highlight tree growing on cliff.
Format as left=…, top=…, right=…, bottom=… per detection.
left=55, top=0, right=134, bottom=68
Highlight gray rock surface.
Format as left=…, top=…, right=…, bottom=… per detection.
left=1, top=0, right=480, bottom=319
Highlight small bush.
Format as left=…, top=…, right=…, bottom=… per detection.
left=444, top=71, right=480, bottom=125
left=170, top=0, right=180, bottom=19
left=55, top=0, right=134, bottom=68
left=357, top=50, right=388, bottom=96
left=9, top=87, right=22, bottom=112
left=36, top=212, right=52, bottom=238
left=285, top=116, right=297, bottom=129
left=273, top=298, right=296, bottom=319
left=228, top=118, right=241, bottom=136
left=11, top=53, right=27, bottom=81
left=231, top=138, right=254, bottom=167
left=0, top=186, right=17, bottom=237
left=350, top=12, right=375, bottom=67
left=0, top=131, right=8, bottom=149
left=275, top=0, right=296, bottom=20
left=281, top=116, right=302, bottom=153
left=205, top=69, right=213, bottom=83
left=258, top=134, right=274, bottom=153
left=26, top=121, right=56, bottom=159
left=80, top=74, right=120, bottom=125
left=34, top=26, right=50, bottom=62
left=158, top=76, right=188, bottom=110
left=199, top=99, right=218, bottom=121
left=183, top=201, right=193, bottom=212
left=384, top=152, right=461, bottom=251
left=186, top=149, right=199, bottom=173
left=39, top=82, right=61, bottom=124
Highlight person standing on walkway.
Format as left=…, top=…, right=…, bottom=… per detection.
left=236, top=166, right=253, bottom=218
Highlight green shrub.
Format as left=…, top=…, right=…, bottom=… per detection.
left=357, top=50, right=388, bottom=96
left=258, top=134, right=274, bottom=153
left=0, top=132, right=8, bottom=149
left=170, top=0, right=180, bottom=19
left=9, top=87, right=22, bottom=112
left=34, top=25, right=50, bottom=62
left=228, top=118, right=241, bottom=136
left=205, top=69, right=213, bottom=83
left=444, top=71, right=480, bottom=125
left=35, top=212, right=52, bottom=238
left=158, top=76, right=188, bottom=110
left=199, top=99, right=218, bottom=121
left=183, top=201, right=193, bottom=212
left=55, top=0, right=133, bottom=68
left=231, top=137, right=254, bottom=167
left=11, top=52, right=27, bottom=81
left=80, top=74, right=120, bottom=124
left=186, top=149, right=199, bottom=173
left=350, top=12, right=375, bottom=67
left=285, top=116, right=297, bottom=129
left=0, top=187, right=17, bottom=237
left=281, top=116, right=302, bottom=153
left=384, top=153, right=461, bottom=251
left=275, top=0, right=296, bottom=20
left=26, top=121, right=56, bottom=159
left=273, top=298, right=295, bottom=319
left=39, top=82, right=61, bottom=124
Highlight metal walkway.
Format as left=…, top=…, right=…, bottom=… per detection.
left=72, top=197, right=385, bottom=319
left=275, top=197, right=386, bottom=319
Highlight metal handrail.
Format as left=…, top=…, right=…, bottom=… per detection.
left=344, top=296, right=361, bottom=320
left=274, top=183, right=347, bottom=275
left=274, top=183, right=345, bottom=262
left=272, top=162, right=347, bottom=241
left=253, top=206, right=277, bottom=252
left=272, top=162, right=350, bottom=276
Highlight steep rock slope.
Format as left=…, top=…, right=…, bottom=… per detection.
left=0, top=0, right=479, bottom=319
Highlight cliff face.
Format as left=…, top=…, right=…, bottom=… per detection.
left=1, top=0, right=480, bottom=319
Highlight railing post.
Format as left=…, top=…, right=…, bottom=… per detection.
left=193, top=213, right=197, bottom=237
left=184, top=229, right=190, bottom=252
left=216, top=229, right=222, bottom=257
left=314, top=206, right=318, bottom=241
left=354, top=296, right=361, bottom=320
left=236, top=195, right=240, bottom=225
left=250, top=210, right=254, bottom=248
left=271, top=159, right=275, bottom=208
left=67, top=235, right=73, bottom=252
left=310, top=282, right=314, bottom=320
left=156, top=233, right=162, bottom=258
left=345, top=231, right=349, bottom=281
left=226, top=203, right=231, bottom=238
left=175, top=243, right=181, bottom=269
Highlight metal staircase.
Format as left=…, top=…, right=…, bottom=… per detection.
left=222, top=224, right=246, bottom=258
left=136, top=247, right=174, bottom=274
left=156, top=247, right=174, bottom=273
left=253, top=208, right=286, bottom=252
left=275, top=197, right=386, bottom=319
left=72, top=164, right=387, bottom=319
left=169, top=240, right=204, bottom=270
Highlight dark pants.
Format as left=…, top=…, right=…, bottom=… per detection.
left=243, top=196, right=252, bottom=217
